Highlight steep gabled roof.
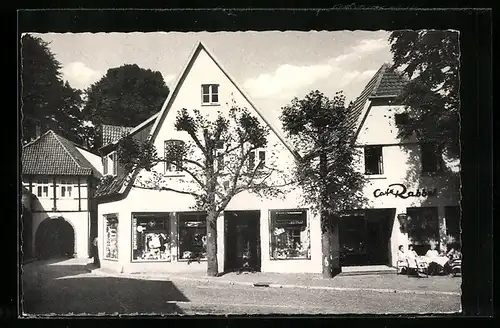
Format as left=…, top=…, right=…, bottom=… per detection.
left=346, top=63, right=408, bottom=139
left=22, top=130, right=102, bottom=177
left=96, top=41, right=300, bottom=200
left=101, top=124, right=134, bottom=147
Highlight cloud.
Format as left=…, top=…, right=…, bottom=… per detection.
left=351, top=38, right=387, bottom=53
left=243, top=37, right=389, bottom=100
left=62, top=62, right=101, bottom=89
left=244, top=64, right=336, bottom=99
left=162, top=73, right=176, bottom=85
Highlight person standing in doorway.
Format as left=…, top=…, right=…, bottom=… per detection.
left=92, top=236, right=100, bottom=267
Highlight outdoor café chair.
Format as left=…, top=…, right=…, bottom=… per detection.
left=450, top=258, right=462, bottom=277
left=396, top=260, right=408, bottom=275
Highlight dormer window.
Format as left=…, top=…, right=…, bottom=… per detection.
left=395, top=113, right=410, bottom=125
left=103, top=152, right=118, bottom=176
left=201, top=84, right=219, bottom=105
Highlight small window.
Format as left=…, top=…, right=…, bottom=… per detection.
left=111, top=152, right=118, bottom=176
left=60, top=180, right=73, bottom=198
left=395, top=113, right=410, bottom=125
left=201, top=84, right=219, bottom=105
left=215, top=141, right=224, bottom=171
left=36, top=179, right=51, bottom=198
left=421, top=143, right=442, bottom=173
left=178, top=213, right=208, bottom=260
left=270, top=210, right=310, bottom=260
left=249, top=149, right=266, bottom=171
left=164, top=139, right=186, bottom=173
left=364, top=146, right=384, bottom=175
left=103, top=156, right=109, bottom=175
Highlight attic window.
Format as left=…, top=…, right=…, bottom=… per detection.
left=395, top=113, right=410, bottom=125
left=201, top=84, right=219, bottom=105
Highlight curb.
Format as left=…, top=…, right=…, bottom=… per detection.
left=89, top=269, right=460, bottom=296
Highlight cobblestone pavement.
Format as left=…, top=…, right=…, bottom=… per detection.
left=21, top=258, right=462, bottom=315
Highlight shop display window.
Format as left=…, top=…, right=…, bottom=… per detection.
left=132, top=214, right=171, bottom=262
left=178, top=213, right=207, bottom=260
left=269, top=210, right=310, bottom=260
left=104, top=215, right=118, bottom=260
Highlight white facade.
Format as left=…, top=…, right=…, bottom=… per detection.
left=97, top=43, right=321, bottom=274
left=352, top=103, right=460, bottom=266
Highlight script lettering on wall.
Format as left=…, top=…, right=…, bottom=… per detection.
left=373, top=183, right=437, bottom=199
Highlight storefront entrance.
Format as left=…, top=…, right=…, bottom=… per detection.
left=224, top=211, right=261, bottom=273
left=339, top=209, right=394, bottom=266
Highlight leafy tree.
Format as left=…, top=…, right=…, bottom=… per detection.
left=20, top=34, right=84, bottom=144
left=281, top=90, right=367, bottom=278
left=83, top=64, right=170, bottom=128
left=389, top=30, right=460, bottom=160
left=117, top=105, right=290, bottom=276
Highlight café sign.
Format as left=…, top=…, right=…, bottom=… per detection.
left=373, top=183, right=437, bottom=199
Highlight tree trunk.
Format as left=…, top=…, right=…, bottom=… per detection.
left=206, top=210, right=218, bottom=276
left=321, top=213, right=341, bottom=278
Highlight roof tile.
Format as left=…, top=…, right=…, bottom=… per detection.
left=102, top=124, right=134, bottom=146
left=22, top=131, right=102, bottom=177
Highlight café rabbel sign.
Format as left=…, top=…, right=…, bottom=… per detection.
left=373, top=183, right=437, bottom=199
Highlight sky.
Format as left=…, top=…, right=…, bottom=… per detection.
left=33, top=31, right=394, bottom=130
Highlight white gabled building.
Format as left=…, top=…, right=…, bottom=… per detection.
left=95, top=42, right=323, bottom=274
left=342, top=64, right=460, bottom=267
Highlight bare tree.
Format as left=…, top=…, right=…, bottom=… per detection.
left=117, top=105, right=292, bottom=276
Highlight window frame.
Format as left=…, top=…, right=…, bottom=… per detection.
left=364, top=145, right=384, bottom=175
left=59, top=179, right=74, bottom=199
left=131, top=213, right=172, bottom=263
left=103, top=214, right=119, bottom=261
left=201, top=84, right=220, bottom=106
left=249, top=148, right=266, bottom=172
left=177, top=212, right=208, bottom=261
left=35, top=178, right=51, bottom=198
left=420, top=143, right=443, bottom=173
left=164, top=139, right=186, bottom=174
left=394, top=113, right=410, bottom=126
left=103, top=156, right=109, bottom=175
left=269, top=209, right=311, bottom=261
left=406, top=206, right=440, bottom=247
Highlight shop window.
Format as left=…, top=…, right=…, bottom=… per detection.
left=104, top=215, right=119, bottom=260
left=406, top=207, right=440, bottom=247
left=178, top=213, right=207, bottom=260
left=269, top=210, right=310, bottom=260
left=132, top=214, right=171, bottom=261
left=364, top=146, right=384, bottom=175
left=201, top=84, right=219, bottom=105
left=421, top=143, right=443, bottom=173
left=445, top=206, right=461, bottom=246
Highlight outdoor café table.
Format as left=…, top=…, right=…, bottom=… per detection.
left=425, top=255, right=450, bottom=267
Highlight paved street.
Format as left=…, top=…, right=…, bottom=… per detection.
left=21, top=259, right=461, bottom=315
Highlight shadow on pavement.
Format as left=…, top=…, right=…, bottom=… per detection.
left=22, top=259, right=188, bottom=316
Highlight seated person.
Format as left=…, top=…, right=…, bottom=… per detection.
left=425, top=243, right=447, bottom=275
left=397, top=245, right=408, bottom=273
left=406, top=244, right=419, bottom=273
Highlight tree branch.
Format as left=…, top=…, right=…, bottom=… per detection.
left=131, top=183, right=202, bottom=198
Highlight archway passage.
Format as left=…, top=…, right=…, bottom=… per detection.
left=35, top=217, right=75, bottom=260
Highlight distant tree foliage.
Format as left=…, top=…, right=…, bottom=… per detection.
left=83, top=64, right=170, bottom=127
left=389, top=30, right=460, bottom=160
left=281, top=90, right=367, bottom=278
left=20, top=34, right=84, bottom=145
